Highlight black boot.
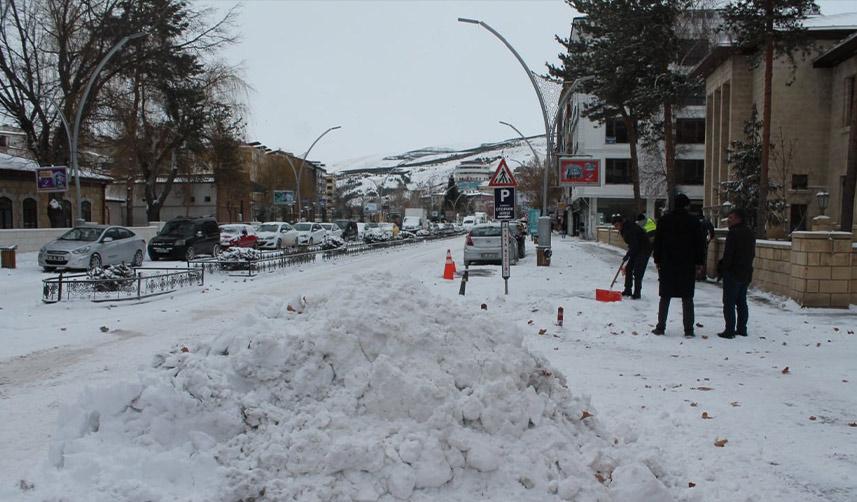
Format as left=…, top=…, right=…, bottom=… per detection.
left=718, top=331, right=736, bottom=339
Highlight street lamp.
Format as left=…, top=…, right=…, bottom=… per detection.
left=816, top=191, right=830, bottom=216
left=283, top=126, right=342, bottom=221
left=70, top=32, right=147, bottom=225
left=498, top=121, right=540, bottom=167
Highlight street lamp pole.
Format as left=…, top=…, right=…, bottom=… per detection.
left=284, top=125, right=341, bottom=221
left=70, top=32, right=146, bottom=225
left=458, top=17, right=553, bottom=216
left=499, top=121, right=541, bottom=168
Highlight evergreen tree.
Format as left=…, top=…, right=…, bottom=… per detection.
left=721, top=0, right=818, bottom=236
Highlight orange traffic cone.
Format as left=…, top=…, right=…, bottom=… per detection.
left=443, top=249, right=456, bottom=280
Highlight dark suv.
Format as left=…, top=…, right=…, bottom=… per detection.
left=148, top=217, right=221, bottom=261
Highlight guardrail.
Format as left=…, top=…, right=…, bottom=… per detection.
left=42, top=267, right=204, bottom=304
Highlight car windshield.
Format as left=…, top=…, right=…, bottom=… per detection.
left=220, top=225, right=242, bottom=235
left=160, top=220, right=196, bottom=237
left=366, top=223, right=379, bottom=229
left=470, top=226, right=502, bottom=237
left=294, top=223, right=312, bottom=231
left=59, top=227, right=103, bottom=242
left=258, top=224, right=279, bottom=232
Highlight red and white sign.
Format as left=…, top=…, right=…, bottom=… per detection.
left=558, top=157, right=601, bottom=187
left=488, top=159, right=517, bottom=188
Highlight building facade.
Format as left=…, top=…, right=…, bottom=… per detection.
left=696, top=16, right=857, bottom=235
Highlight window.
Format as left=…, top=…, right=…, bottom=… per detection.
left=104, top=228, right=121, bottom=240
left=605, top=118, right=628, bottom=144
left=845, top=76, right=855, bottom=127
left=790, top=204, right=807, bottom=232
left=791, top=174, right=808, bottom=190
left=605, top=158, right=631, bottom=184
left=22, top=198, right=37, bottom=228
left=190, top=196, right=196, bottom=203
left=204, top=196, right=211, bottom=202
left=81, top=200, right=92, bottom=222
left=676, top=159, right=704, bottom=185
left=116, top=228, right=133, bottom=239
left=676, top=118, right=705, bottom=143
left=0, top=136, right=7, bottom=147
left=0, top=197, right=12, bottom=228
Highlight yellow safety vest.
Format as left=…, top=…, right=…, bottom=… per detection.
left=643, top=217, right=656, bottom=234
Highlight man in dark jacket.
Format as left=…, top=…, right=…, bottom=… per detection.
left=717, top=208, right=756, bottom=339
left=652, top=194, right=706, bottom=337
left=612, top=215, right=651, bottom=299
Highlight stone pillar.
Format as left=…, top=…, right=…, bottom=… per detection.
left=811, top=215, right=834, bottom=232
left=789, top=231, right=853, bottom=308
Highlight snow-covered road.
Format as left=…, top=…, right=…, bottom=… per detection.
left=1, top=236, right=855, bottom=501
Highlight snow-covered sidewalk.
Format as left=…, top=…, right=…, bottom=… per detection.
left=0, top=236, right=854, bottom=501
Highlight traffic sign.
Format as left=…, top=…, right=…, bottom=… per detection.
left=488, top=159, right=517, bottom=187
left=493, top=187, right=515, bottom=221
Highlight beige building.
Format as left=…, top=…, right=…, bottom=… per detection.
left=696, top=16, right=857, bottom=234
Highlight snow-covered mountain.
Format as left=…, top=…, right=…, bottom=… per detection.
left=331, top=136, right=546, bottom=202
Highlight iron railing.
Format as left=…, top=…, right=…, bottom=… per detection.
left=42, top=267, right=204, bottom=303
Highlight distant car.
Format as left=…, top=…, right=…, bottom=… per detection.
left=462, top=216, right=476, bottom=231
left=320, top=222, right=343, bottom=238
left=293, top=222, right=327, bottom=245
left=338, top=221, right=359, bottom=241
left=220, top=224, right=258, bottom=249
left=255, top=222, right=298, bottom=249
left=463, top=223, right=519, bottom=267
left=364, top=222, right=383, bottom=242
left=148, top=217, right=220, bottom=261
left=39, top=225, right=146, bottom=272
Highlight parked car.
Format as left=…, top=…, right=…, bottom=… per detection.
left=363, top=222, right=383, bottom=242
left=320, top=222, right=343, bottom=238
left=256, top=222, right=299, bottom=249
left=463, top=223, right=519, bottom=267
left=39, top=225, right=146, bottom=272
left=293, top=222, right=327, bottom=245
left=338, top=221, right=359, bottom=241
left=462, top=216, right=476, bottom=231
left=220, top=224, right=258, bottom=249
left=148, top=217, right=220, bottom=261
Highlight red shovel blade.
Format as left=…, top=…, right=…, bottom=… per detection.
left=595, top=289, right=623, bottom=302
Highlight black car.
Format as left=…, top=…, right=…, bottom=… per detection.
left=148, top=217, right=221, bottom=261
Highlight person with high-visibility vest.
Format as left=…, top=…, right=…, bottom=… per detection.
left=636, top=213, right=657, bottom=243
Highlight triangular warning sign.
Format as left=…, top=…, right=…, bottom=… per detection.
left=488, top=158, right=517, bottom=187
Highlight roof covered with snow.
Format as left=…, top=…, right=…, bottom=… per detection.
left=0, top=152, right=112, bottom=181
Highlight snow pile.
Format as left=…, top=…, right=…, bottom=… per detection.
left=219, top=247, right=263, bottom=261
left=320, top=234, right=346, bottom=250
left=34, top=274, right=673, bottom=501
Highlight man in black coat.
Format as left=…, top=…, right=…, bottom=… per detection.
left=612, top=215, right=651, bottom=299
left=652, top=194, right=706, bottom=337
left=717, top=208, right=756, bottom=339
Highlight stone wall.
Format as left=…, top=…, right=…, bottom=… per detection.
left=599, top=227, right=856, bottom=308
left=0, top=225, right=160, bottom=253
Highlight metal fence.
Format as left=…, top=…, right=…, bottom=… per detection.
left=42, top=267, right=204, bottom=304
left=189, top=234, right=461, bottom=277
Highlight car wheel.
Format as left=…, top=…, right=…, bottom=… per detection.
left=43, top=266, right=56, bottom=273
left=309, top=238, right=314, bottom=245
left=132, top=250, right=144, bottom=267
left=212, top=244, right=222, bottom=257
left=89, top=253, right=102, bottom=270
left=185, top=247, right=196, bottom=261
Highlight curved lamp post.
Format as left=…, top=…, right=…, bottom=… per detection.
left=70, top=32, right=147, bottom=225
left=283, top=125, right=342, bottom=221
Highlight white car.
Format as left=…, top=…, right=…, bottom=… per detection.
left=255, top=222, right=299, bottom=249
left=293, top=222, right=327, bottom=246
left=462, top=216, right=476, bottom=231
left=319, top=222, right=343, bottom=239
left=39, top=225, right=146, bottom=271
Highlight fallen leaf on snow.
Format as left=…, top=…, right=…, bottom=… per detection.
left=581, top=410, right=593, bottom=420
left=702, top=412, right=713, bottom=419
left=817, top=343, right=821, bottom=347
left=730, top=401, right=741, bottom=407
left=481, top=303, right=488, bottom=310
left=714, top=438, right=728, bottom=447
left=99, top=326, right=109, bottom=333
left=595, top=472, right=607, bottom=484
left=696, top=322, right=703, bottom=328
left=809, top=416, right=817, bottom=421
left=527, top=320, right=534, bottom=325
left=690, top=402, right=698, bottom=407
left=694, top=386, right=714, bottom=391
left=702, top=335, right=709, bottom=339
left=781, top=367, right=790, bottom=374
left=538, top=329, right=547, bottom=336
left=688, top=482, right=696, bottom=488
left=848, top=422, right=857, bottom=427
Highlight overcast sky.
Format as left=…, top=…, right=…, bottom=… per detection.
left=210, top=0, right=856, bottom=166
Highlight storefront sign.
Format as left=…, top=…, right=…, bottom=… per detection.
left=558, top=157, right=600, bottom=187
left=35, top=166, right=68, bottom=193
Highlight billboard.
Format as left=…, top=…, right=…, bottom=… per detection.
left=35, top=166, right=68, bottom=193
left=558, top=157, right=600, bottom=187
left=273, top=190, right=295, bottom=205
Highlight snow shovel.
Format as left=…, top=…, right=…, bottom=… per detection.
left=595, top=259, right=626, bottom=302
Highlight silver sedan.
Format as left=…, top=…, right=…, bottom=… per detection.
left=38, top=225, right=146, bottom=272
left=463, top=223, right=518, bottom=267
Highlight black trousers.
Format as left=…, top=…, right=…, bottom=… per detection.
left=623, top=253, right=650, bottom=295
left=656, top=296, right=695, bottom=334
left=722, top=272, right=749, bottom=334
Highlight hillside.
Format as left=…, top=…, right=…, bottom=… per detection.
left=331, top=135, right=546, bottom=204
